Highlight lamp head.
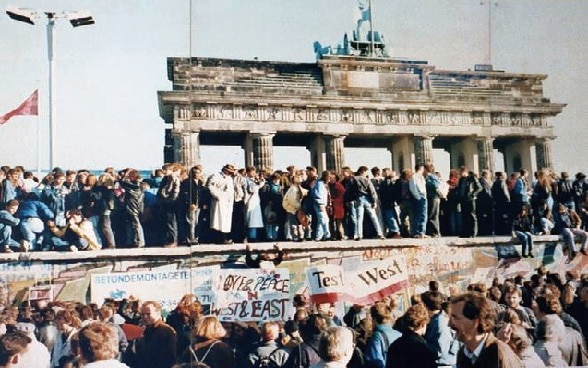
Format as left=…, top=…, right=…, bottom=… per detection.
left=67, top=10, right=94, bottom=27
left=6, top=6, right=37, bottom=25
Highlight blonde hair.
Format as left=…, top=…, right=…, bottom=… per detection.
left=194, top=316, right=226, bottom=340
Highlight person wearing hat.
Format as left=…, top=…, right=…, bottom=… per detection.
left=206, top=164, right=236, bottom=244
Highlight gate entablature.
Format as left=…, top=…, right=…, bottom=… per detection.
left=158, top=56, right=565, bottom=174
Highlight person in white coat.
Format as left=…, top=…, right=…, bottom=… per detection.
left=206, top=164, right=236, bottom=244
left=244, top=166, right=265, bottom=242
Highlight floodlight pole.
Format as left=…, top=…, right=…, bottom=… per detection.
left=6, top=6, right=93, bottom=171
left=46, top=12, right=56, bottom=171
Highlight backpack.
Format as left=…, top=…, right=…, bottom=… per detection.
left=253, top=347, right=281, bottom=368
left=256, top=354, right=278, bottom=368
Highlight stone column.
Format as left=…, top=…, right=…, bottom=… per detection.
left=389, top=136, right=412, bottom=172
left=535, top=138, right=554, bottom=170
left=476, top=137, right=495, bottom=174
left=324, top=134, right=346, bottom=172
left=251, top=133, right=275, bottom=171
left=414, top=135, right=434, bottom=166
left=173, top=131, right=200, bottom=167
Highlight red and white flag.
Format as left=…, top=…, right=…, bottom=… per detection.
left=0, top=90, right=39, bottom=124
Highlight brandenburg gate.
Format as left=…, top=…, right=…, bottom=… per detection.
left=158, top=54, right=565, bottom=174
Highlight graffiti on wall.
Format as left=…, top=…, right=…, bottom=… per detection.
left=0, top=242, right=586, bottom=316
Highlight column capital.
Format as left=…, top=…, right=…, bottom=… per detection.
left=414, top=133, right=436, bottom=141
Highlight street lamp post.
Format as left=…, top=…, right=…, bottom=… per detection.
left=6, top=6, right=94, bottom=171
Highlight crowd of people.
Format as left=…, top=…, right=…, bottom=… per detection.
left=0, top=268, right=586, bottom=367
left=1, top=163, right=588, bottom=257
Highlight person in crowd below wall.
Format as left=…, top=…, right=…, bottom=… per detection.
left=126, top=301, right=176, bottom=368
left=0, top=331, right=31, bottom=368
left=179, top=315, right=235, bottom=368
left=248, top=320, right=290, bottom=368
left=533, top=314, right=567, bottom=367
left=496, top=285, right=537, bottom=338
left=284, top=313, right=329, bottom=368
left=13, top=320, right=51, bottom=368
left=76, top=322, right=130, bottom=368
left=157, top=163, right=183, bottom=248
left=119, top=169, right=145, bottom=248
left=165, top=295, right=203, bottom=358
left=409, top=164, right=428, bottom=238
left=457, top=168, right=482, bottom=238
left=448, top=292, right=523, bottom=368
left=386, top=303, right=436, bottom=368
left=97, top=306, right=128, bottom=361
left=424, top=164, right=441, bottom=238
left=52, top=309, right=82, bottom=368
left=554, top=202, right=588, bottom=262
left=17, top=191, right=54, bottom=252
left=364, top=301, right=402, bottom=368
left=206, top=164, right=236, bottom=244
left=46, top=209, right=100, bottom=252
left=420, top=290, right=458, bottom=367
left=511, top=206, right=535, bottom=258
left=497, top=324, right=545, bottom=367
left=350, top=166, right=385, bottom=241
left=566, top=279, right=588, bottom=344
left=310, top=326, right=356, bottom=368
left=0, top=199, right=20, bottom=253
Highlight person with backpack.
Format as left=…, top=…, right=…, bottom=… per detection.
left=248, top=321, right=289, bottom=368
left=364, top=301, right=402, bottom=368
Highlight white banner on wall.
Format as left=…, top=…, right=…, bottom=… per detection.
left=90, top=267, right=217, bottom=312
left=209, top=268, right=290, bottom=322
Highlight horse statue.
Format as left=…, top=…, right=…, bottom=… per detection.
left=313, top=41, right=332, bottom=59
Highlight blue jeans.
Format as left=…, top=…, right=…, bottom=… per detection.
left=411, top=197, right=427, bottom=236
left=0, top=224, right=19, bottom=249
left=382, top=208, right=400, bottom=235
left=352, top=196, right=383, bottom=239
left=19, top=218, right=44, bottom=250
left=515, top=231, right=534, bottom=255
left=313, top=204, right=331, bottom=241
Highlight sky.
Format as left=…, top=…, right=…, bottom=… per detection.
left=0, top=0, right=586, bottom=177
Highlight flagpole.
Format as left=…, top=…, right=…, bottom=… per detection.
left=36, top=85, right=42, bottom=176
left=369, top=0, right=374, bottom=57
left=47, top=12, right=56, bottom=171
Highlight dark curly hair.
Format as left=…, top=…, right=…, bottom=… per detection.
left=450, top=292, right=495, bottom=334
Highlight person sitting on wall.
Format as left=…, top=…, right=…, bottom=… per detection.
left=0, top=199, right=20, bottom=253
left=245, top=243, right=283, bottom=272
left=46, top=209, right=100, bottom=252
